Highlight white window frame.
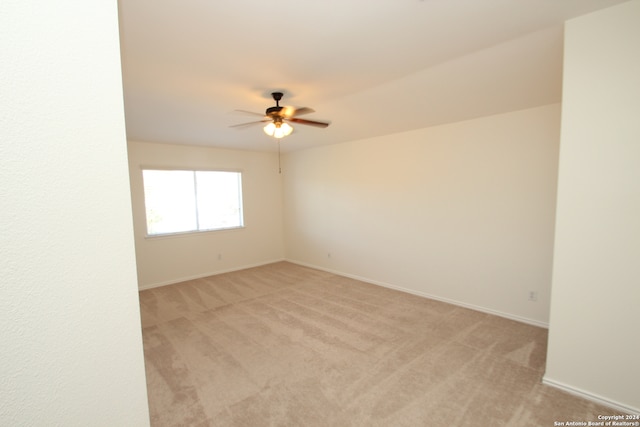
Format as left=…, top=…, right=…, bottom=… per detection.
left=141, top=168, right=244, bottom=237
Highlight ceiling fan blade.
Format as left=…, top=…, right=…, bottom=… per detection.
left=230, top=119, right=270, bottom=129
left=288, top=117, right=330, bottom=128
left=280, top=106, right=315, bottom=118
left=234, top=109, right=267, bottom=117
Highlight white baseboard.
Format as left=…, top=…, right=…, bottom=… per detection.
left=542, top=377, right=639, bottom=415
left=286, top=259, right=549, bottom=329
left=137, top=258, right=286, bottom=291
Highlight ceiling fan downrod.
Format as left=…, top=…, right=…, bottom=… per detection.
left=271, top=92, right=283, bottom=106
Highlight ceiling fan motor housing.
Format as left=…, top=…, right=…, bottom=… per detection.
left=266, top=106, right=284, bottom=116
left=266, top=92, right=284, bottom=117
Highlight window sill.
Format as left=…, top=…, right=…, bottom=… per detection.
left=144, top=226, right=245, bottom=240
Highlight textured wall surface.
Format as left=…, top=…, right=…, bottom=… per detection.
left=1, top=1, right=150, bottom=425
left=284, top=104, right=560, bottom=327
left=545, top=0, right=640, bottom=413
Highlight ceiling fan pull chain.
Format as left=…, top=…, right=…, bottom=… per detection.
left=278, top=140, right=282, bottom=174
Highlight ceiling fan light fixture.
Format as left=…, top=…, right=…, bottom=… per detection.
left=263, top=122, right=276, bottom=136
left=264, top=121, right=293, bottom=139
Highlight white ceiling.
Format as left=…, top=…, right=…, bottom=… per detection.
left=118, top=0, right=629, bottom=152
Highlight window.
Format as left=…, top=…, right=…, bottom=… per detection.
left=142, top=169, right=244, bottom=236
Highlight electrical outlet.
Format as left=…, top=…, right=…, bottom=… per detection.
left=327, top=252, right=331, bottom=259
left=528, top=291, right=538, bottom=302
left=217, top=253, right=222, bottom=261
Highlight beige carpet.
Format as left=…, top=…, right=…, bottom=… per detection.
left=139, top=262, right=611, bottom=426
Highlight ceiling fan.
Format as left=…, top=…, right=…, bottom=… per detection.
left=231, top=92, right=330, bottom=139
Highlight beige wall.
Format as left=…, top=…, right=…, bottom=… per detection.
left=128, top=141, right=285, bottom=288
left=0, top=1, right=149, bottom=425
left=544, top=0, right=640, bottom=413
left=283, top=104, right=560, bottom=326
